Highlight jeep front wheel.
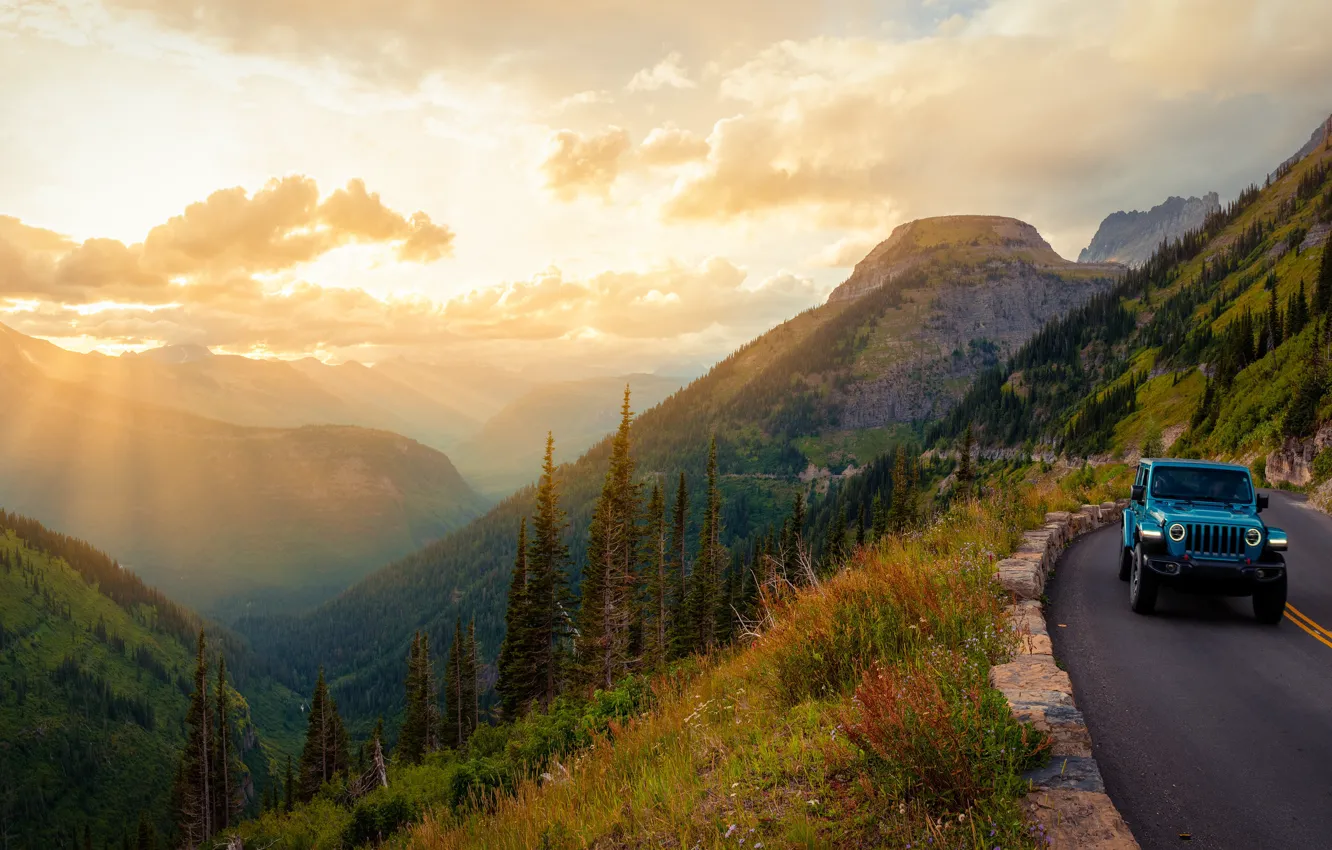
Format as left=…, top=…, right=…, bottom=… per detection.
left=1129, top=541, right=1158, bottom=615
left=1118, top=546, right=1132, bottom=582
left=1253, top=574, right=1287, bottom=625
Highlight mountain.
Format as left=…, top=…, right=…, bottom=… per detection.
left=372, top=356, right=537, bottom=424
left=1269, top=112, right=1332, bottom=182
left=0, top=510, right=306, bottom=848
left=453, top=373, right=685, bottom=497
left=1078, top=193, right=1221, bottom=268
left=0, top=323, right=480, bottom=451
left=236, top=215, right=1122, bottom=727
left=938, top=119, right=1332, bottom=473
left=0, top=352, right=488, bottom=612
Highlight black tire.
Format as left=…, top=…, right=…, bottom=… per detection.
left=1253, top=574, right=1287, bottom=625
left=1118, top=546, right=1132, bottom=582
left=1129, top=540, right=1158, bottom=615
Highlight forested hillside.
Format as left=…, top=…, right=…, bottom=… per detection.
left=933, top=123, right=1332, bottom=470
left=0, top=511, right=306, bottom=849
left=237, top=216, right=1115, bottom=733
left=0, top=359, right=488, bottom=613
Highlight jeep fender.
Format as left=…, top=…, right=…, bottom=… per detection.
left=1122, top=508, right=1135, bottom=551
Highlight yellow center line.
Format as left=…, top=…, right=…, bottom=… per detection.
left=1285, top=604, right=1332, bottom=650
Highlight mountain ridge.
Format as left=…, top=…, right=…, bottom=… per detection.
left=1078, top=192, right=1221, bottom=268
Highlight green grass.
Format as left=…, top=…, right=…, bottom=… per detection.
left=404, top=472, right=1125, bottom=850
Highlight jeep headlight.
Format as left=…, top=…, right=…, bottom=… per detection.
left=1245, top=528, right=1262, bottom=547
left=1168, top=523, right=1186, bottom=542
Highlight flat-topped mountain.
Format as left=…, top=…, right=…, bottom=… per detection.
left=829, top=215, right=1091, bottom=302
left=1078, top=193, right=1221, bottom=268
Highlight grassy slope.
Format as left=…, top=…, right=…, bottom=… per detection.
left=0, top=527, right=306, bottom=847
left=406, top=469, right=1127, bottom=850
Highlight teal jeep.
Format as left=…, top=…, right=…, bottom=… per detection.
left=1122, top=459, right=1288, bottom=622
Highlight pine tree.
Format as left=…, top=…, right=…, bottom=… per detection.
left=464, top=620, right=479, bottom=737
left=446, top=619, right=465, bottom=748
left=574, top=386, right=641, bottom=691
left=527, top=432, right=571, bottom=709
left=666, top=473, right=691, bottom=660
left=495, top=518, right=531, bottom=719
left=398, top=631, right=436, bottom=763
left=870, top=492, right=887, bottom=541
left=173, top=631, right=212, bottom=848
left=1288, top=281, right=1310, bottom=337
left=827, top=497, right=847, bottom=564
left=1315, top=229, right=1332, bottom=315
left=211, top=656, right=239, bottom=832
left=1268, top=288, right=1284, bottom=350
left=856, top=502, right=866, bottom=546
left=886, top=446, right=917, bottom=532
left=640, top=480, right=669, bottom=670
left=298, top=668, right=349, bottom=800
left=684, top=437, right=724, bottom=653
left=957, top=423, right=974, bottom=489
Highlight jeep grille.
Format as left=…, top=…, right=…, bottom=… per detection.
left=1184, top=523, right=1244, bottom=557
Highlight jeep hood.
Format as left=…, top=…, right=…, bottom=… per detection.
left=1149, top=502, right=1259, bottom=524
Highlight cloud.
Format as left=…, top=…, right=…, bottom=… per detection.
left=639, top=124, right=711, bottom=166
left=0, top=176, right=453, bottom=307
left=541, top=123, right=711, bottom=199
left=540, top=127, right=633, bottom=200
left=660, top=0, right=1332, bottom=239
left=0, top=182, right=826, bottom=366
left=627, top=52, right=697, bottom=92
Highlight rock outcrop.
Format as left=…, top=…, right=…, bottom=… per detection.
left=1269, top=113, right=1332, bottom=183
left=822, top=216, right=1123, bottom=425
left=1264, top=424, right=1332, bottom=487
left=1078, top=193, right=1221, bottom=268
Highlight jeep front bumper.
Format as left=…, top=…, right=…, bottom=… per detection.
left=1144, top=554, right=1285, bottom=595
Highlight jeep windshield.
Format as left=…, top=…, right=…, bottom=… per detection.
left=1149, top=466, right=1253, bottom=504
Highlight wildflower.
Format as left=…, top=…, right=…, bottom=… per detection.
left=725, top=824, right=738, bottom=838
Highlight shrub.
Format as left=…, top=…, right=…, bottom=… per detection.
left=845, top=650, right=1048, bottom=813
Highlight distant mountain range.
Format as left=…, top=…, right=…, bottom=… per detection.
left=453, top=373, right=684, bottom=497
left=1078, top=193, right=1221, bottom=268
left=0, top=325, right=490, bottom=612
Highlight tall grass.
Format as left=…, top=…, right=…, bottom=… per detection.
left=407, top=468, right=1125, bottom=849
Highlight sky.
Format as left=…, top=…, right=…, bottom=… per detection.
left=2, top=0, right=1331, bottom=377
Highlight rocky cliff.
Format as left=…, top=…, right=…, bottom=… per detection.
left=823, top=216, right=1124, bottom=424
left=1078, top=193, right=1221, bottom=268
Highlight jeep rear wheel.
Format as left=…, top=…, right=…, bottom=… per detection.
left=1253, top=574, right=1287, bottom=625
left=1129, top=541, right=1158, bottom=615
left=1118, top=546, right=1132, bottom=581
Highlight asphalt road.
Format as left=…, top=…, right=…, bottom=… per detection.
left=1048, top=490, right=1332, bottom=849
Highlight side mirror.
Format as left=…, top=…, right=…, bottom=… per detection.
left=1257, top=493, right=1269, bottom=512
left=1131, top=484, right=1145, bottom=503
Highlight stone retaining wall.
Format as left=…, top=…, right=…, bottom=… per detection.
left=989, top=499, right=1139, bottom=849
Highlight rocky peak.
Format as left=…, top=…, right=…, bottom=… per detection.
left=827, top=215, right=1072, bottom=303
left=1078, top=193, right=1220, bottom=268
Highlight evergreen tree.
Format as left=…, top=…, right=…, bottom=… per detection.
left=827, top=497, right=847, bottom=563
left=1288, top=281, right=1310, bottom=337
left=464, top=620, right=479, bottom=737
left=444, top=618, right=479, bottom=748
left=886, top=446, right=917, bottom=532
left=173, top=631, right=212, bottom=848
left=870, top=493, right=887, bottom=541
left=856, top=502, right=866, bottom=546
left=1315, top=229, right=1332, bottom=315
left=298, top=668, right=349, bottom=800
left=666, top=473, right=691, bottom=661
left=495, top=518, right=531, bottom=719
left=527, top=433, right=571, bottom=709
left=574, top=386, right=641, bottom=691
left=1267, top=288, right=1284, bottom=350
left=211, top=656, right=239, bottom=832
left=398, top=631, right=436, bottom=763
left=640, top=480, right=669, bottom=670
left=957, top=423, right=974, bottom=489
left=684, top=437, right=724, bottom=653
